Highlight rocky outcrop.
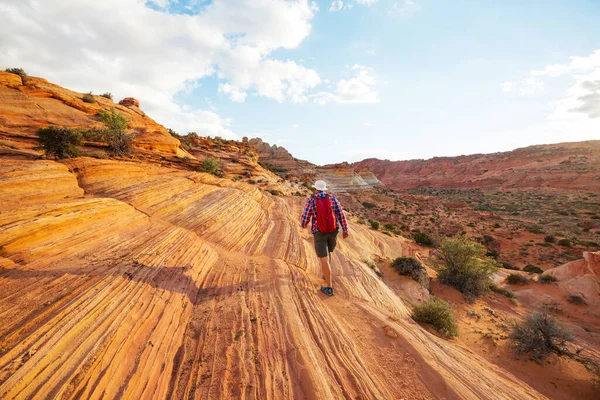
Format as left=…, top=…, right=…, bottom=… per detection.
left=316, top=162, right=382, bottom=193
left=0, top=157, right=545, bottom=399
left=0, top=71, right=185, bottom=157
left=118, top=97, right=140, bottom=108
left=249, top=137, right=317, bottom=177
left=354, top=141, right=600, bottom=191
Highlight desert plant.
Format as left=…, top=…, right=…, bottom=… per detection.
left=509, top=308, right=574, bottom=362
left=523, top=264, right=544, bottom=274
left=37, top=126, right=82, bottom=159
left=201, top=157, right=221, bottom=175
left=558, top=238, right=571, bottom=247
left=267, top=189, right=281, bottom=196
left=391, top=257, right=429, bottom=288
left=568, top=295, right=585, bottom=305
left=489, top=284, right=516, bottom=298
left=82, top=91, right=96, bottom=103
left=413, top=232, right=434, bottom=246
left=362, top=201, right=376, bottom=209
left=383, top=223, right=395, bottom=231
left=412, top=298, right=459, bottom=338
left=435, top=235, right=500, bottom=299
left=99, top=92, right=113, bottom=100
left=501, top=261, right=520, bottom=271
left=539, top=274, right=557, bottom=284
left=4, top=67, right=26, bottom=77
left=506, top=273, right=529, bottom=285
left=544, top=235, right=556, bottom=243
left=369, top=220, right=380, bottom=230
left=96, top=109, right=132, bottom=156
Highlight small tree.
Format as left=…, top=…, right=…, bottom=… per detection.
left=413, top=232, right=434, bottom=246
left=96, top=109, right=132, bottom=156
left=435, top=235, right=500, bottom=299
left=100, top=92, right=113, bottom=100
left=5, top=67, right=26, bottom=77
left=37, top=126, right=82, bottom=159
left=82, top=91, right=96, bottom=103
left=509, top=308, right=574, bottom=362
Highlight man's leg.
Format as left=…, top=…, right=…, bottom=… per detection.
left=320, top=256, right=332, bottom=288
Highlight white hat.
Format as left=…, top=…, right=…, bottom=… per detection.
left=313, top=180, right=328, bottom=191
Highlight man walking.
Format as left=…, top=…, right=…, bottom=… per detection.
left=300, top=180, right=349, bottom=296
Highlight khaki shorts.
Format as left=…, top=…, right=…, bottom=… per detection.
left=313, top=230, right=338, bottom=258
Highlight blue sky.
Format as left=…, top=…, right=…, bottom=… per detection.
left=2, top=0, right=599, bottom=164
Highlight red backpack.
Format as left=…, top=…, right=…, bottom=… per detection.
left=314, top=195, right=337, bottom=233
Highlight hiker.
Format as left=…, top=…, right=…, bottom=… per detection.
left=300, top=180, right=349, bottom=296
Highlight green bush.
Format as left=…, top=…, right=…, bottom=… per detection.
left=99, top=92, right=113, bottom=100
left=527, top=225, right=544, bottom=234
left=201, top=157, right=221, bottom=175
left=362, top=201, right=376, bottom=209
left=267, top=189, right=281, bottom=196
left=539, top=274, right=557, bottom=284
left=369, top=220, right=380, bottom=230
left=544, top=235, right=556, bottom=243
left=37, top=126, right=82, bottom=159
left=568, top=295, right=584, bottom=305
left=489, top=284, right=515, bottom=298
left=96, top=109, right=132, bottom=156
left=82, top=91, right=96, bottom=103
left=435, top=235, right=500, bottom=299
left=412, top=298, right=459, bottom=338
left=501, top=261, right=520, bottom=271
left=558, top=239, right=571, bottom=247
left=523, top=264, right=543, bottom=274
left=5, top=67, right=26, bottom=77
left=383, top=223, right=395, bottom=231
left=509, top=308, right=574, bottom=362
left=506, top=273, right=529, bottom=285
left=413, top=232, right=434, bottom=246
left=391, top=257, right=429, bottom=288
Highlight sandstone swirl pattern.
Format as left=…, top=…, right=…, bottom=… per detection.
left=0, top=158, right=545, bottom=399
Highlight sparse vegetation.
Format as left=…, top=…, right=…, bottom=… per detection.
left=413, top=232, right=434, bottom=246
left=201, top=157, right=221, bottom=175
left=37, top=126, right=82, bottom=159
left=267, top=189, right=281, bottom=196
left=391, top=257, right=429, bottom=288
left=558, top=238, right=571, bottom=247
left=99, top=92, right=113, bottom=100
left=509, top=308, right=574, bottom=362
left=96, top=109, right=132, bottom=156
left=489, top=284, right=516, bottom=298
left=82, top=92, right=96, bottom=103
left=544, top=235, right=556, bottom=243
left=435, top=235, right=500, bottom=300
left=369, top=220, right=380, bottom=230
left=539, top=274, right=557, bottom=284
left=362, top=201, right=376, bottom=209
left=506, top=273, right=529, bottom=285
left=4, top=67, right=26, bottom=77
left=568, top=295, right=585, bottom=305
left=412, top=298, right=458, bottom=338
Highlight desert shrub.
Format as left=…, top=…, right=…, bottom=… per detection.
left=435, top=235, right=500, bottom=299
left=37, top=126, right=82, bottom=159
left=539, top=274, right=557, bottom=284
left=527, top=225, right=544, bottom=234
left=182, top=156, right=191, bottom=165
left=486, top=249, right=500, bottom=259
left=489, top=284, right=515, bottom=298
left=4, top=67, right=26, bottom=77
left=248, top=179, right=256, bottom=185
left=96, top=109, right=132, bottom=156
left=509, top=308, right=574, bottom=362
left=558, top=239, right=571, bottom=247
left=383, top=223, right=395, bottom=231
left=167, top=128, right=179, bottom=137
left=506, top=273, right=529, bottom=285
left=501, top=261, right=520, bottom=271
left=99, top=92, right=113, bottom=100
left=201, top=157, right=221, bottom=175
left=412, top=298, right=458, bottom=338
left=362, top=201, right=376, bottom=209
left=413, top=232, right=434, bottom=246
left=391, top=257, right=429, bottom=288
left=523, top=264, right=543, bottom=274
left=369, top=220, right=380, bottom=230
left=267, top=189, right=281, bottom=196
left=568, top=295, right=584, bottom=305
left=82, top=91, right=96, bottom=103
left=544, top=235, right=556, bottom=243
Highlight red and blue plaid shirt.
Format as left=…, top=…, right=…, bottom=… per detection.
left=301, top=191, right=349, bottom=234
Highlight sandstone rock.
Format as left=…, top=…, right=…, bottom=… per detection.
left=0, top=71, right=22, bottom=86
left=118, top=97, right=140, bottom=108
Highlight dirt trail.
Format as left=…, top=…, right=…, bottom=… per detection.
left=0, top=158, right=546, bottom=399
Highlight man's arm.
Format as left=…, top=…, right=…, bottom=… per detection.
left=332, top=197, right=349, bottom=236
left=300, top=198, right=314, bottom=228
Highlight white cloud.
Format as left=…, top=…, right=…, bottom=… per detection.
left=356, top=0, right=378, bottom=5
left=501, top=81, right=514, bottom=92
left=364, top=122, right=375, bottom=127
left=0, top=0, right=320, bottom=137
left=519, top=77, right=544, bottom=96
left=329, top=0, right=343, bottom=12
left=292, top=124, right=299, bottom=129
left=312, top=65, right=380, bottom=104
left=389, top=0, right=420, bottom=15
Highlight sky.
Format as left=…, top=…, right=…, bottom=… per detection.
left=1, top=0, right=599, bottom=165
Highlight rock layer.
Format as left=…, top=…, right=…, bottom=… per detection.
left=0, top=157, right=545, bottom=399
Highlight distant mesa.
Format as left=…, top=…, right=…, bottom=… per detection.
left=119, top=97, right=140, bottom=108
